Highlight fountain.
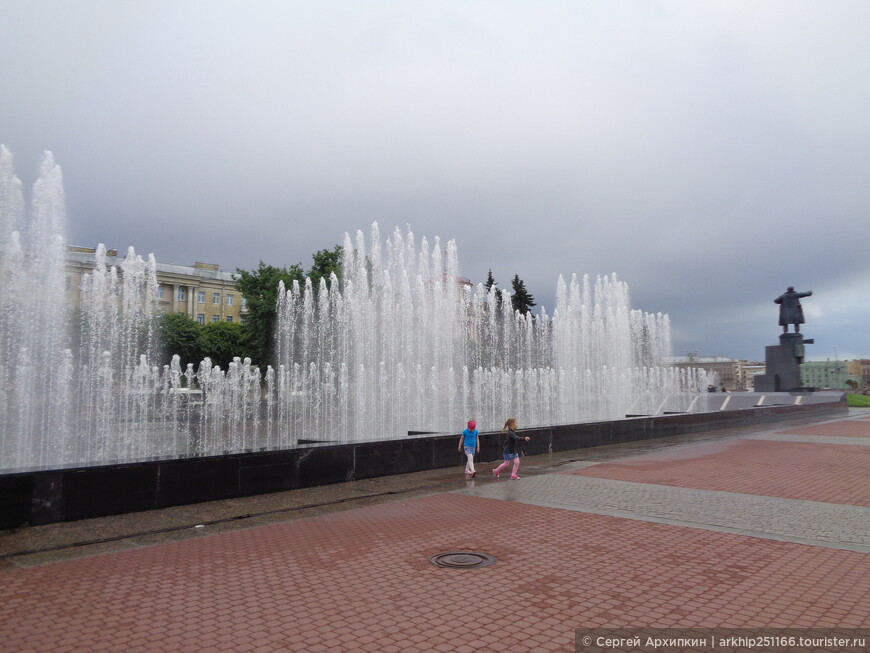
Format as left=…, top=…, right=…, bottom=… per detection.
left=0, top=147, right=706, bottom=474
left=272, top=224, right=699, bottom=444
left=1, top=147, right=72, bottom=470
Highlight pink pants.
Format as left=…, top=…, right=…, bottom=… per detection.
left=494, top=456, right=520, bottom=478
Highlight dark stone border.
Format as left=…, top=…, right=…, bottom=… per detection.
left=0, top=397, right=847, bottom=529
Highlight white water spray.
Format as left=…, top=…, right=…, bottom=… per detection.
left=0, top=149, right=707, bottom=471
left=272, top=224, right=703, bottom=443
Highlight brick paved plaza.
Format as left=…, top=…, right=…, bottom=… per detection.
left=1, top=412, right=868, bottom=652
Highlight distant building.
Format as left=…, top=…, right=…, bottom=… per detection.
left=669, top=352, right=866, bottom=392
left=739, top=362, right=765, bottom=391
left=800, top=360, right=860, bottom=389
left=668, top=354, right=744, bottom=391
left=65, top=247, right=246, bottom=325
left=846, top=360, right=862, bottom=383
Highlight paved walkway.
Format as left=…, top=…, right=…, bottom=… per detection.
left=1, top=410, right=869, bottom=652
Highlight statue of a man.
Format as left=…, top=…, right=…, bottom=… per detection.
left=774, top=287, right=812, bottom=334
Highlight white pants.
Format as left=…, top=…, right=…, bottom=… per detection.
left=464, top=449, right=476, bottom=474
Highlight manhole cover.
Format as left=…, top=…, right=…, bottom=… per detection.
left=429, top=552, right=497, bottom=569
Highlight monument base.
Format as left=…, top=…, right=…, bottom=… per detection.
left=755, top=332, right=813, bottom=392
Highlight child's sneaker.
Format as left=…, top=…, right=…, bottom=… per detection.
left=510, top=475, right=521, bottom=480
left=492, top=469, right=499, bottom=478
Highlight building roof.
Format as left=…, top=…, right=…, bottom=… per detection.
left=67, top=247, right=236, bottom=282
left=667, top=356, right=739, bottom=364
left=156, top=262, right=235, bottom=282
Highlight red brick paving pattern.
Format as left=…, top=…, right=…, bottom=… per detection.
left=1, top=493, right=868, bottom=653
left=777, top=419, right=870, bottom=438
left=571, top=440, right=870, bottom=507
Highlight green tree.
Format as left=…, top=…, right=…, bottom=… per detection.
left=234, top=262, right=305, bottom=366
left=485, top=269, right=497, bottom=293
left=200, top=320, right=246, bottom=370
left=155, top=313, right=204, bottom=369
left=510, top=274, right=536, bottom=316
left=307, top=245, right=343, bottom=290
left=484, top=269, right=503, bottom=310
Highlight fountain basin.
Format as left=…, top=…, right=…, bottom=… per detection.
left=0, top=394, right=845, bottom=529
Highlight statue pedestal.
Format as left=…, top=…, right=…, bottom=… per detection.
left=754, top=333, right=814, bottom=392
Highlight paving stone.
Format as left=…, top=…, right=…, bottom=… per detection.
left=777, top=419, right=870, bottom=438
left=1, top=412, right=869, bottom=652
left=457, top=475, right=870, bottom=552
left=741, top=433, right=870, bottom=445
left=570, top=439, right=870, bottom=506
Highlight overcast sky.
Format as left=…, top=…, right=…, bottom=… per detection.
left=2, top=1, right=868, bottom=361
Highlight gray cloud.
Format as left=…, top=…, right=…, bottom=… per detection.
left=2, top=0, right=868, bottom=360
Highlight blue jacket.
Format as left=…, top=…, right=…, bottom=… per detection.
left=462, top=428, right=479, bottom=448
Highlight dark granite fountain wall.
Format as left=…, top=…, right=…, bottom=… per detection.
left=0, top=396, right=846, bottom=529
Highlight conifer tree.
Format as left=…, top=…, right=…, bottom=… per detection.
left=510, top=274, right=536, bottom=316
left=485, top=269, right=503, bottom=310
left=485, top=269, right=496, bottom=293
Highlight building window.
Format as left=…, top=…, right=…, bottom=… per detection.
left=226, top=316, right=233, bottom=323
left=213, top=292, right=220, bottom=304
left=241, top=296, right=247, bottom=309
left=212, top=315, right=220, bottom=322
left=197, top=314, right=205, bottom=325
left=156, top=286, right=165, bottom=299
left=226, top=293, right=234, bottom=306
left=197, top=291, right=206, bottom=304
left=178, top=288, right=186, bottom=301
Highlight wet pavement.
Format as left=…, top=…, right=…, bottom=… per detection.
left=1, top=410, right=868, bottom=652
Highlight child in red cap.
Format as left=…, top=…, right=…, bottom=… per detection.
left=457, top=419, right=479, bottom=477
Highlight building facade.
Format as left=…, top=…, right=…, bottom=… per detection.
left=739, top=362, right=766, bottom=391
left=800, top=360, right=861, bottom=390
left=66, top=247, right=246, bottom=324
left=668, top=354, right=744, bottom=391
left=670, top=352, right=868, bottom=392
